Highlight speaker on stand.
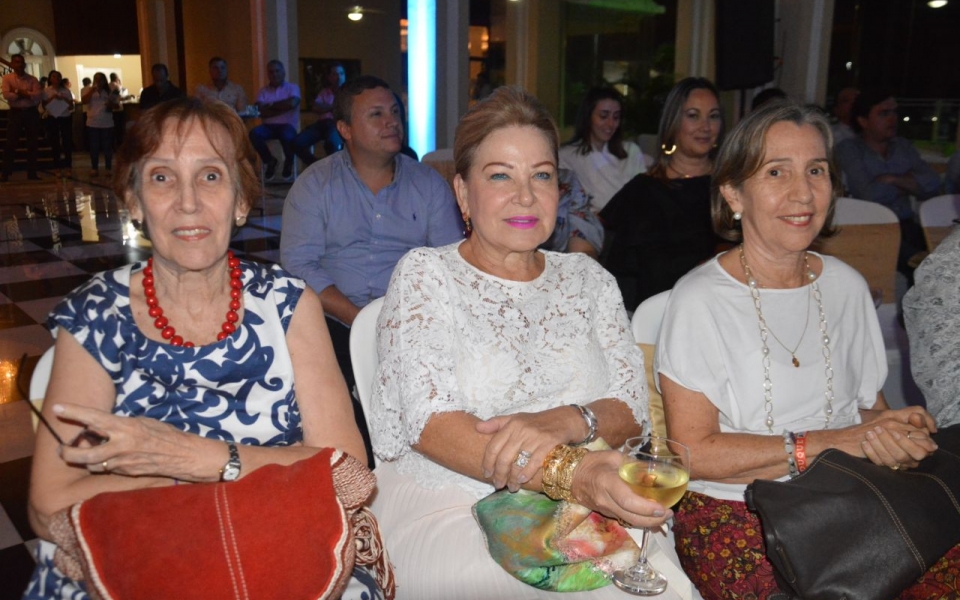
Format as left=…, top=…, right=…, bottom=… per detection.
left=715, top=0, right=776, bottom=117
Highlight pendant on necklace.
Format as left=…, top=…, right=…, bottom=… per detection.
left=792, top=355, right=800, bottom=368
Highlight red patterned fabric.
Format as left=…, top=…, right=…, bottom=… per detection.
left=674, top=491, right=960, bottom=600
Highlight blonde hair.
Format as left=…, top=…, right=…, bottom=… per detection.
left=454, top=86, right=559, bottom=179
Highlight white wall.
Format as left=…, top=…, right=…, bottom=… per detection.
left=56, top=54, right=144, bottom=96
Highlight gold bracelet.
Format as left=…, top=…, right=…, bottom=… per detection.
left=541, top=444, right=568, bottom=499
left=541, top=444, right=589, bottom=501
left=557, top=447, right=588, bottom=502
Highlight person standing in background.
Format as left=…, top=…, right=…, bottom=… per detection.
left=1, top=54, right=43, bottom=182
left=42, top=70, right=75, bottom=177
left=108, top=72, right=131, bottom=147
left=83, top=72, right=119, bottom=178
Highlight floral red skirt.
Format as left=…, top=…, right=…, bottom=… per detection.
left=673, top=491, right=960, bottom=600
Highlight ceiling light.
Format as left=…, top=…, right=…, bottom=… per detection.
left=928, top=0, right=948, bottom=8
left=348, top=6, right=363, bottom=20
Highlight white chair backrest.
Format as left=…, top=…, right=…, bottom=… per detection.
left=919, top=194, right=960, bottom=228
left=421, top=148, right=454, bottom=163
left=831, top=197, right=898, bottom=225
left=349, top=297, right=385, bottom=420
left=29, top=346, right=56, bottom=430
left=631, top=290, right=672, bottom=345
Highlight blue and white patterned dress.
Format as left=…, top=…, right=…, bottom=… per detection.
left=23, top=260, right=381, bottom=600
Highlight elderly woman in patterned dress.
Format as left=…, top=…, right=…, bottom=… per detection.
left=23, top=97, right=378, bottom=600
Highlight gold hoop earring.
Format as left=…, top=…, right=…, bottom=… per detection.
left=661, top=143, right=677, bottom=155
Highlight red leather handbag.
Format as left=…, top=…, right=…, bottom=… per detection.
left=48, top=448, right=395, bottom=600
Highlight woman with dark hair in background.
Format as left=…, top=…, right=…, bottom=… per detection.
left=82, top=72, right=118, bottom=178
left=600, top=77, right=724, bottom=311
left=41, top=70, right=74, bottom=177
left=559, top=87, right=646, bottom=214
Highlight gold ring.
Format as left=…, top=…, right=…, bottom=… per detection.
left=102, top=460, right=110, bottom=472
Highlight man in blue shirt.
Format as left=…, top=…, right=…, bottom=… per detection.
left=281, top=75, right=463, bottom=449
left=835, top=90, right=940, bottom=277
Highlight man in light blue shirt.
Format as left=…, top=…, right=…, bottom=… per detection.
left=281, top=75, right=462, bottom=410
left=835, top=90, right=940, bottom=277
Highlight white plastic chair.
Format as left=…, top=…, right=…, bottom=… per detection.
left=631, top=289, right=672, bottom=345
left=28, top=346, right=56, bottom=430
left=831, top=196, right=899, bottom=225
left=421, top=148, right=454, bottom=163
left=816, top=197, right=919, bottom=408
left=919, top=194, right=960, bottom=250
left=348, top=297, right=385, bottom=423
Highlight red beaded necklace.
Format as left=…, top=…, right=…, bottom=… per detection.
left=142, top=251, right=243, bottom=348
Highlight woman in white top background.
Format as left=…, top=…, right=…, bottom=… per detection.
left=41, top=70, right=74, bottom=176
left=559, top=87, right=646, bottom=214
left=82, top=72, right=118, bottom=178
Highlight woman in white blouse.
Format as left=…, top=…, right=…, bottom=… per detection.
left=656, top=100, right=948, bottom=599
left=41, top=70, right=74, bottom=176
left=559, top=87, right=646, bottom=214
left=369, top=86, right=667, bottom=599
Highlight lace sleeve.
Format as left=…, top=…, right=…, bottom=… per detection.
left=370, top=249, right=470, bottom=461
left=904, top=229, right=960, bottom=428
left=591, top=261, right=649, bottom=428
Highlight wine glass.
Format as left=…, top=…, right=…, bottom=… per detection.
left=613, top=436, right=691, bottom=596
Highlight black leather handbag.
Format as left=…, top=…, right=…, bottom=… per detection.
left=744, top=425, right=960, bottom=600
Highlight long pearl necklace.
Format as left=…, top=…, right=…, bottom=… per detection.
left=142, top=251, right=243, bottom=348
left=738, top=245, right=835, bottom=432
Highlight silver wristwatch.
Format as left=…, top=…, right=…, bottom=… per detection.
left=569, top=404, right=599, bottom=447
left=219, top=442, right=242, bottom=482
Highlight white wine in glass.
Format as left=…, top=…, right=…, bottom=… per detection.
left=613, top=436, right=691, bottom=596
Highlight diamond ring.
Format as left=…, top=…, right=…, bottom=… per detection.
left=515, top=450, right=532, bottom=468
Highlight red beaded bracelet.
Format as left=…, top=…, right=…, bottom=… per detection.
left=795, top=431, right=808, bottom=472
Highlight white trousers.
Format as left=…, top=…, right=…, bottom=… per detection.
left=370, top=462, right=702, bottom=600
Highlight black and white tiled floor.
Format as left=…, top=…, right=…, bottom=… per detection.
left=0, top=163, right=290, bottom=599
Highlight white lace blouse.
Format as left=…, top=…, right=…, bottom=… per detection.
left=370, top=242, right=649, bottom=498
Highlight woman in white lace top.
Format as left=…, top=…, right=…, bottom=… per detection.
left=368, top=87, right=669, bottom=599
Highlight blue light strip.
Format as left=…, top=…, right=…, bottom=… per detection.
left=407, top=0, right=436, bottom=157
